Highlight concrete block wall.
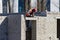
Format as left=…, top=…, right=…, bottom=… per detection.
left=25, top=16, right=57, bottom=40
left=35, top=13, right=60, bottom=40
left=36, top=13, right=60, bottom=40
left=36, top=17, right=47, bottom=40
left=0, top=13, right=60, bottom=40
left=46, top=13, right=60, bottom=40
left=25, top=13, right=60, bottom=40
left=46, top=13, right=58, bottom=40
left=46, top=15, right=57, bottom=40
left=25, top=17, right=47, bottom=40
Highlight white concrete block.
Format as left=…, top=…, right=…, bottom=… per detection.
left=21, top=15, right=26, bottom=40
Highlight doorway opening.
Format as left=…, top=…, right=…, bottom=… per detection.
left=26, top=20, right=36, bottom=40
left=57, top=19, right=60, bottom=39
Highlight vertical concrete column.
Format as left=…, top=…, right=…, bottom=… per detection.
left=46, top=14, right=58, bottom=40
left=50, top=0, right=59, bottom=12
left=21, top=15, right=26, bottom=40
left=36, top=17, right=47, bottom=40
left=0, top=0, right=2, bottom=13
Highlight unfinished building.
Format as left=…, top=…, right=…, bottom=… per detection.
left=0, top=0, right=60, bottom=40
left=0, top=12, right=60, bottom=40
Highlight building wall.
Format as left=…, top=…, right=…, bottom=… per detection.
left=25, top=13, right=60, bottom=40
left=36, top=13, right=60, bottom=40
left=0, top=13, right=60, bottom=40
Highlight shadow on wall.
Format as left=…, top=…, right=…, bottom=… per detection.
left=0, top=17, right=8, bottom=40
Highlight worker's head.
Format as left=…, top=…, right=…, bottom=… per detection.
left=32, top=9, right=36, bottom=12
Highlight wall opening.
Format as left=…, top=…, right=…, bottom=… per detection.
left=57, top=19, right=60, bottom=39
left=26, top=20, right=36, bottom=40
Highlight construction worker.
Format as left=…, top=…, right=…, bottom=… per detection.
left=26, top=8, right=37, bottom=17
left=26, top=8, right=37, bottom=40
left=26, top=8, right=37, bottom=30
